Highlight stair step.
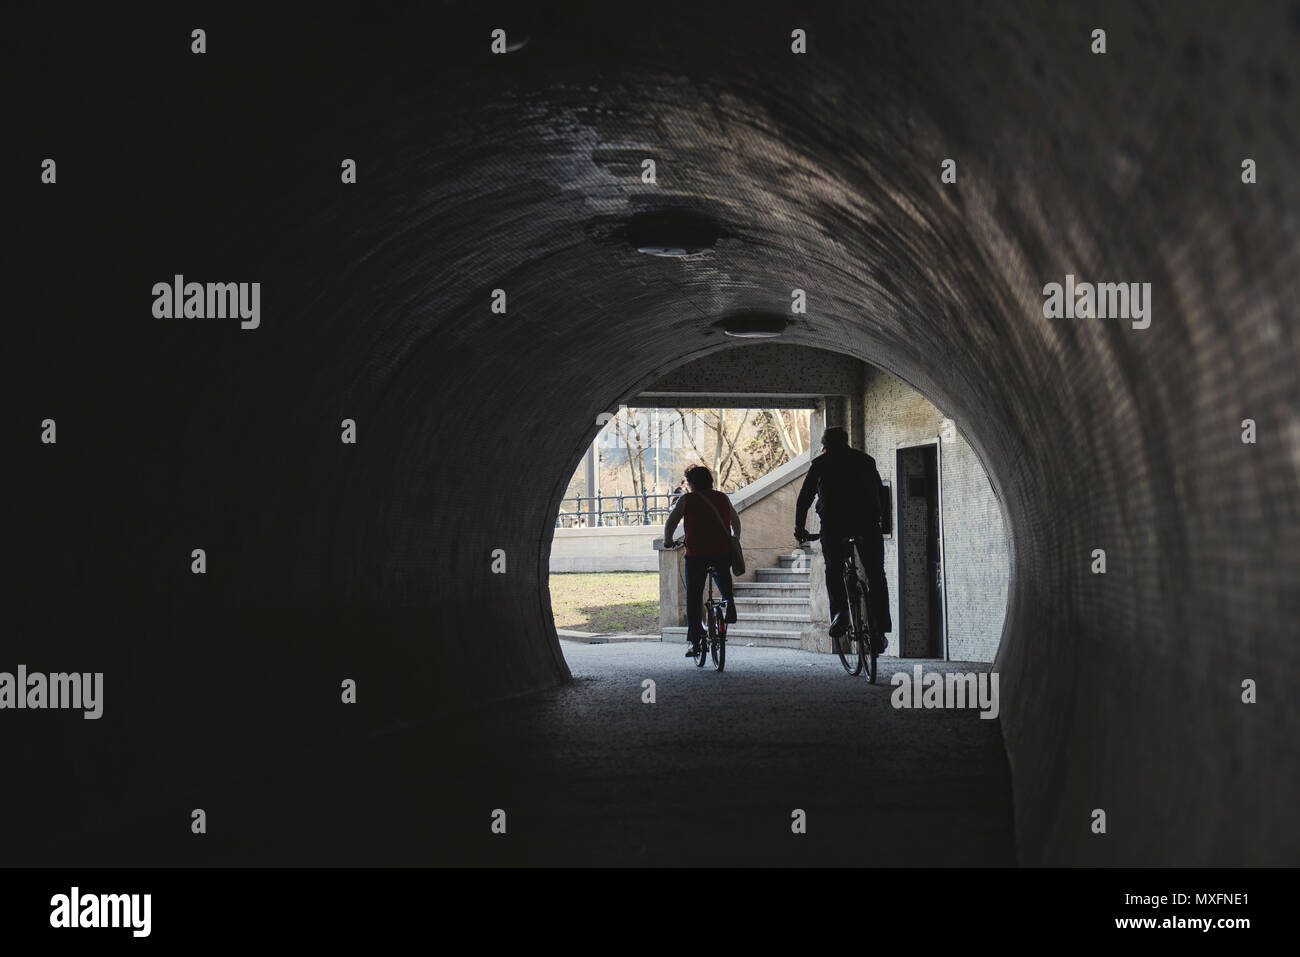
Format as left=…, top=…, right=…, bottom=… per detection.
left=667, top=625, right=803, bottom=639
left=755, top=568, right=810, bottom=581
left=735, top=608, right=809, bottom=620
left=662, top=626, right=801, bottom=650
left=733, top=598, right=810, bottom=612
left=658, top=553, right=818, bottom=652
left=733, top=582, right=810, bottom=598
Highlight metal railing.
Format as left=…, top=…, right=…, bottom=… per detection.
left=555, top=491, right=680, bottom=527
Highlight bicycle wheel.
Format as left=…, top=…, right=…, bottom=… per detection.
left=863, top=592, right=879, bottom=684
left=695, top=610, right=710, bottom=667
left=712, top=604, right=726, bottom=671
left=840, top=578, right=866, bottom=676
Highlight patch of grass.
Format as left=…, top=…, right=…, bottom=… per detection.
left=548, top=572, right=659, bottom=634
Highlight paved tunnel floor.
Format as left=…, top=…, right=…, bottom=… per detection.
left=56, top=642, right=1016, bottom=867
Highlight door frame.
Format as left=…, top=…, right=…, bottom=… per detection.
left=894, top=437, right=949, bottom=660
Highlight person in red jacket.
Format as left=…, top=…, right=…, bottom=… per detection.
left=663, top=465, right=741, bottom=657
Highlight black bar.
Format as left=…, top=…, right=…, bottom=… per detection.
left=2, top=867, right=1280, bottom=945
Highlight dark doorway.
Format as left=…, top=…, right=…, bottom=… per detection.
left=896, top=444, right=943, bottom=657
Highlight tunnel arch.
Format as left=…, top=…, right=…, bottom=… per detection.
left=539, top=336, right=1019, bottom=666
left=12, top=0, right=1298, bottom=867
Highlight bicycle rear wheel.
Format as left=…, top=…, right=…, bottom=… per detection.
left=840, top=579, right=866, bottom=676
left=711, top=605, right=726, bottom=671
left=863, top=600, right=879, bottom=684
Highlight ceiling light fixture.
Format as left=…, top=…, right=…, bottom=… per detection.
left=625, top=209, right=720, bottom=257
left=715, top=312, right=788, bottom=338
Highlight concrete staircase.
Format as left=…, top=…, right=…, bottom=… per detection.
left=664, top=552, right=813, bottom=649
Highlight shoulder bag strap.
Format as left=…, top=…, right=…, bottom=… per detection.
left=694, top=491, right=732, bottom=538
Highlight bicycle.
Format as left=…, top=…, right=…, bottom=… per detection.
left=797, top=532, right=880, bottom=681
left=666, top=541, right=728, bottom=671
left=700, top=558, right=729, bottom=671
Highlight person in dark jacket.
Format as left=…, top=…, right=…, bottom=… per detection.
left=794, top=426, right=892, bottom=652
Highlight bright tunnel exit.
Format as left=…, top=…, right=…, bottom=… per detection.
left=547, top=344, right=1009, bottom=665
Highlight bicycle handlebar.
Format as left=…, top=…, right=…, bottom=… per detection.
left=797, top=532, right=870, bottom=544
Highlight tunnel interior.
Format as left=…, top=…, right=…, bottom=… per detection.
left=8, top=1, right=1299, bottom=866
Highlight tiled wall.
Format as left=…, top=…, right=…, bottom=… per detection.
left=644, top=343, right=862, bottom=396
left=862, top=371, right=1009, bottom=662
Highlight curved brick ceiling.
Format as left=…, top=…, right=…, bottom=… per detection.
left=12, top=1, right=1299, bottom=864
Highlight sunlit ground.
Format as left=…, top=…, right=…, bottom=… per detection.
left=547, top=572, right=659, bottom=634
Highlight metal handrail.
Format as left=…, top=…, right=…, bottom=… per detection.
left=554, top=490, right=681, bottom=527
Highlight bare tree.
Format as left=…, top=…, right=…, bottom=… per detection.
left=716, top=409, right=751, bottom=487
left=674, top=407, right=752, bottom=490
left=609, top=408, right=650, bottom=502
left=568, top=408, right=812, bottom=517
left=768, top=408, right=807, bottom=460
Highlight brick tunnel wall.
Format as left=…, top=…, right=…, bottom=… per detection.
left=643, top=342, right=862, bottom=396
left=8, top=1, right=1299, bottom=864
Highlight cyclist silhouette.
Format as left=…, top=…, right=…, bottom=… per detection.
left=663, top=465, right=740, bottom=658
left=794, top=427, right=893, bottom=651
